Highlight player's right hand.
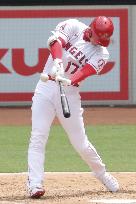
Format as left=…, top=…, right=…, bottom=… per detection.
left=50, top=58, right=64, bottom=78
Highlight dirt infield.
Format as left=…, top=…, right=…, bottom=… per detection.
left=0, top=106, right=136, bottom=125
left=0, top=107, right=136, bottom=204
left=0, top=172, right=136, bottom=204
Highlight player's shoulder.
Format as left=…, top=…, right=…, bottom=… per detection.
left=92, top=46, right=110, bottom=60
left=66, top=18, right=87, bottom=28
left=66, top=18, right=79, bottom=23
left=66, top=18, right=80, bottom=24
left=98, top=46, right=109, bottom=56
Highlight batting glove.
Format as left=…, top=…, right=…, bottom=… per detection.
left=50, top=58, right=64, bottom=79
left=40, top=73, right=49, bottom=82
left=55, top=75, right=71, bottom=86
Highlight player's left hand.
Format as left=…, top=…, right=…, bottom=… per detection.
left=55, top=75, right=71, bottom=86
left=50, top=58, right=64, bottom=79
left=40, top=73, right=49, bottom=82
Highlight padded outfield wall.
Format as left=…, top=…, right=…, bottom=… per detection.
left=0, top=5, right=135, bottom=106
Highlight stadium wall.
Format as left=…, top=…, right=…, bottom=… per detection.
left=0, top=5, right=135, bottom=106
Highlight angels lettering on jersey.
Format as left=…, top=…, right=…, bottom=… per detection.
left=46, top=19, right=109, bottom=77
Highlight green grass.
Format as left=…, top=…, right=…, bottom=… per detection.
left=0, top=125, right=136, bottom=172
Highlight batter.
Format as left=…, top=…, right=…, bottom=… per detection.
left=27, top=16, right=119, bottom=198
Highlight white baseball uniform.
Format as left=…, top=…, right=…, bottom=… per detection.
left=28, top=19, right=109, bottom=189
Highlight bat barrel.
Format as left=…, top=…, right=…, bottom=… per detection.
left=59, top=82, right=71, bottom=118
left=61, top=95, right=71, bottom=118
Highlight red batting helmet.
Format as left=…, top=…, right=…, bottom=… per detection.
left=90, top=16, right=114, bottom=47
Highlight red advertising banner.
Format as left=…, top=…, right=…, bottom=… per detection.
left=0, top=9, right=128, bottom=102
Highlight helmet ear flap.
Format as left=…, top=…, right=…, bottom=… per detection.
left=83, top=28, right=92, bottom=42
left=89, top=28, right=92, bottom=38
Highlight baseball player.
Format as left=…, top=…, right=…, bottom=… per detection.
left=27, top=16, right=119, bottom=198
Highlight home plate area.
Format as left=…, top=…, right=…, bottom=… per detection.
left=89, top=199, right=136, bottom=204
left=0, top=172, right=136, bottom=204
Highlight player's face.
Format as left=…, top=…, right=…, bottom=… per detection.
left=87, top=29, right=99, bottom=46
left=89, top=36, right=98, bottom=46
left=83, top=28, right=100, bottom=46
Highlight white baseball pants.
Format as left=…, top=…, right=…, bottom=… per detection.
left=28, top=81, right=106, bottom=188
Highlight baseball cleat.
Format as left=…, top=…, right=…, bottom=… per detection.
left=97, top=172, right=119, bottom=192
left=29, top=186, right=45, bottom=199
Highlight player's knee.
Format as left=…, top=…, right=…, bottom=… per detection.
left=74, top=140, right=93, bottom=155
left=72, top=142, right=87, bottom=154
left=29, top=132, right=48, bottom=152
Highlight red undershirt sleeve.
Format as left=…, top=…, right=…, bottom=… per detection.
left=50, top=37, right=66, bottom=60
left=70, top=63, right=97, bottom=85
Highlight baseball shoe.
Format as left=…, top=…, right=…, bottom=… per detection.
left=29, top=186, right=45, bottom=199
left=97, top=172, right=119, bottom=192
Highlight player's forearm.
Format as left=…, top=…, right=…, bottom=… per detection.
left=70, top=64, right=97, bottom=85
left=50, top=37, right=66, bottom=60
left=50, top=41, right=62, bottom=59
left=49, top=37, right=66, bottom=78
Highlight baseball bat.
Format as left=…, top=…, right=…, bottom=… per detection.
left=59, top=81, right=71, bottom=118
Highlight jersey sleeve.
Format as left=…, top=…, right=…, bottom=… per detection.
left=87, top=47, right=110, bottom=74
left=52, top=19, right=80, bottom=44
